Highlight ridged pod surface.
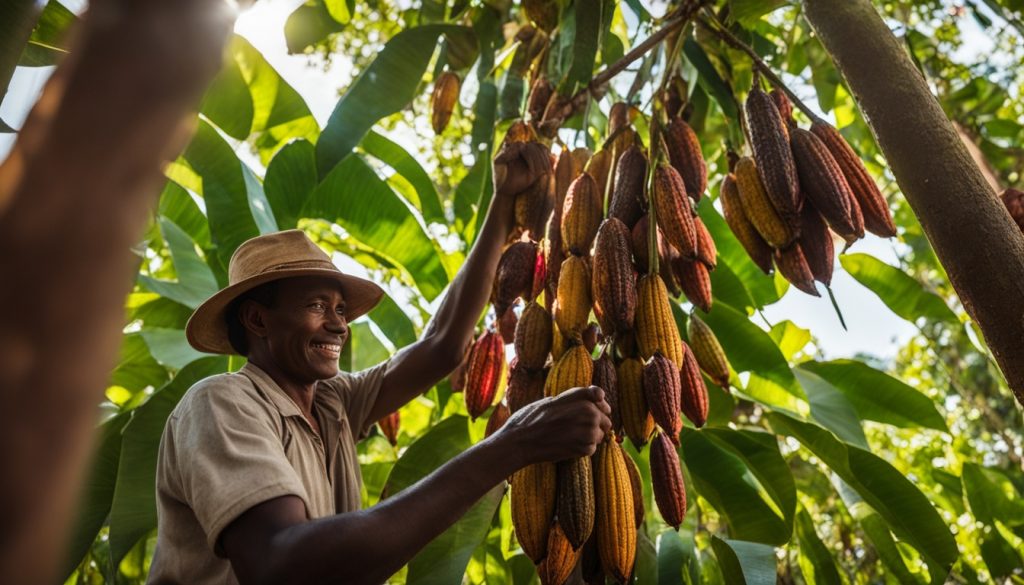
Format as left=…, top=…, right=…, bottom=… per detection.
left=799, top=202, right=835, bottom=286
left=430, top=71, right=460, bottom=134
left=554, top=256, right=592, bottom=336
left=378, top=411, right=400, bottom=447
left=693, top=218, right=717, bottom=270
left=507, top=361, right=547, bottom=413
left=516, top=171, right=555, bottom=240
left=745, top=84, right=801, bottom=226
left=557, top=456, right=595, bottom=549
left=536, top=521, right=581, bottom=585
left=594, top=441, right=637, bottom=584
left=623, top=451, right=645, bottom=529
left=585, top=150, right=613, bottom=202
left=561, top=173, right=603, bottom=255
left=485, top=401, right=510, bottom=437
left=593, top=353, right=621, bottom=436
left=546, top=215, right=565, bottom=303
left=652, top=164, right=698, bottom=259
left=650, top=432, right=687, bottom=529
left=551, top=320, right=567, bottom=361
left=665, top=117, right=708, bottom=201
left=679, top=346, right=709, bottom=428
left=511, top=462, right=557, bottom=562
left=790, top=127, right=858, bottom=242
left=464, top=331, right=507, bottom=419
left=515, top=301, right=553, bottom=369
left=555, top=149, right=586, bottom=215
left=608, top=146, right=648, bottom=228
left=592, top=218, right=637, bottom=335
left=636, top=274, right=685, bottom=367
left=735, top=157, right=796, bottom=248
left=686, top=314, right=730, bottom=389
left=608, top=102, right=631, bottom=135
left=719, top=173, right=773, bottom=274
left=617, top=358, right=655, bottom=448
left=545, top=344, right=594, bottom=397
left=811, top=119, right=897, bottom=238
left=643, top=353, right=682, bottom=440
left=770, top=88, right=794, bottom=125
left=774, top=245, right=819, bottom=296
left=527, top=77, right=554, bottom=123
left=493, top=241, right=538, bottom=317
left=672, top=257, right=713, bottom=314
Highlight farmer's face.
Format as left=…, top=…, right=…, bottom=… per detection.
left=260, top=276, right=349, bottom=383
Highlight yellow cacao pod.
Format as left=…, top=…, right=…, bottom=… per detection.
left=561, top=173, right=603, bottom=255
left=735, top=156, right=796, bottom=249
left=545, top=344, right=593, bottom=397
left=511, top=462, right=557, bottom=562
left=635, top=274, right=685, bottom=367
left=719, top=172, right=773, bottom=274
left=686, top=313, right=730, bottom=389
left=617, top=357, right=654, bottom=448
left=595, top=440, right=637, bottom=584
left=554, top=255, right=592, bottom=336
left=536, top=520, right=581, bottom=585
left=557, top=456, right=595, bottom=549
left=515, top=301, right=553, bottom=370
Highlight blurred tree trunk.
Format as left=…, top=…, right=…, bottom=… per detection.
left=804, top=0, right=1024, bottom=407
left=0, top=0, right=233, bottom=582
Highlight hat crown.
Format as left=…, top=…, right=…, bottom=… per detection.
left=228, top=230, right=336, bottom=286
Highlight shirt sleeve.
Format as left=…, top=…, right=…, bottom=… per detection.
left=324, top=359, right=391, bottom=441
left=170, top=380, right=310, bottom=555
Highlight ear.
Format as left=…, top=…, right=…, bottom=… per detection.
left=237, top=299, right=269, bottom=339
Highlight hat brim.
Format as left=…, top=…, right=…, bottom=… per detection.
left=185, top=268, right=385, bottom=355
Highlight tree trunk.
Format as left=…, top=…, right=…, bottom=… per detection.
left=803, top=0, right=1024, bottom=406
left=0, top=1, right=233, bottom=582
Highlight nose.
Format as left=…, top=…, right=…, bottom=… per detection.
left=325, top=310, right=348, bottom=336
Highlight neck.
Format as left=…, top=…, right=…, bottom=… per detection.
left=248, top=355, right=318, bottom=415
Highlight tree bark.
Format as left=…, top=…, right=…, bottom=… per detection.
left=0, top=1, right=233, bottom=582
left=803, top=0, right=1024, bottom=406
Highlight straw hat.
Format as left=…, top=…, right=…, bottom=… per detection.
left=185, top=230, right=384, bottom=354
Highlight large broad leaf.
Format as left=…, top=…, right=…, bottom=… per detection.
left=680, top=428, right=794, bottom=545
left=284, top=0, right=346, bottom=54
left=794, top=368, right=868, bottom=449
left=710, top=537, right=776, bottom=585
left=381, top=416, right=503, bottom=585
left=264, top=139, right=318, bottom=230
left=159, top=181, right=211, bottom=248
left=726, top=0, right=788, bottom=26
left=453, top=149, right=492, bottom=241
left=794, top=507, right=842, bottom=585
left=835, top=478, right=923, bottom=584
left=139, top=218, right=221, bottom=310
left=347, top=322, right=392, bottom=372
left=361, top=131, right=445, bottom=225
left=768, top=320, right=811, bottom=361
left=140, top=329, right=215, bottom=370
left=111, top=334, right=170, bottom=393
left=558, top=0, right=602, bottom=94
left=697, top=198, right=781, bottom=309
left=368, top=292, right=417, bottom=348
left=682, top=38, right=742, bottom=146
left=768, top=413, right=958, bottom=577
left=798, top=360, right=947, bottom=432
left=840, top=254, right=958, bottom=325
left=108, top=357, right=230, bottom=565
left=19, top=0, right=74, bottom=67
left=303, top=155, right=448, bottom=300
left=316, top=25, right=476, bottom=177
left=962, top=463, right=1024, bottom=527
left=1, top=1, right=42, bottom=108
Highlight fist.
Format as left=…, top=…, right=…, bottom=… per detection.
left=495, top=386, right=613, bottom=466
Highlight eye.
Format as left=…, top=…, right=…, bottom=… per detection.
left=310, top=302, right=327, bottom=312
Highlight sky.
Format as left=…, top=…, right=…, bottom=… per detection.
left=2, top=0, right=992, bottom=361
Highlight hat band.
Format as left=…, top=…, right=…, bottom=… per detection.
left=265, top=258, right=337, bottom=272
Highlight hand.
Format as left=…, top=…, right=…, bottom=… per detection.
left=492, top=142, right=553, bottom=199
left=494, top=386, right=613, bottom=467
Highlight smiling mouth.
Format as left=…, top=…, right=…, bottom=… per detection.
left=311, top=342, right=342, bottom=358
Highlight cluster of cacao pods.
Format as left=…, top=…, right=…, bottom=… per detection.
left=723, top=79, right=898, bottom=296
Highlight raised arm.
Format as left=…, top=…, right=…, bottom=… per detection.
left=365, top=150, right=541, bottom=423
left=222, top=386, right=612, bottom=585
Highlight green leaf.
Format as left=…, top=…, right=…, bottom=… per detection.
left=680, top=428, right=794, bottom=545
left=798, top=360, right=947, bottom=432
left=349, top=322, right=392, bottom=371
left=962, top=463, right=1024, bottom=527
left=795, top=507, right=843, bottom=585
left=768, top=413, right=958, bottom=576
left=835, top=478, right=922, bottom=583
left=634, top=529, right=660, bottom=585
left=1, top=1, right=43, bottom=104
left=108, top=357, right=230, bottom=565
left=159, top=181, right=210, bottom=248
left=284, top=0, right=346, bottom=54
left=264, top=139, right=318, bottom=230
left=324, top=0, right=354, bottom=24
left=559, top=0, right=602, bottom=94
left=454, top=152, right=492, bottom=243
left=657, top=529, right=689, bottom=585
left=697, top=198, right=780, bottom=309
left=368, top=292, right=417, bottom=348
left=710, top=537, right=777, bottom=585
left=726, top=0, right=788, bottom=26
left=840, top=254, right=958, bottom=324
left=682, top=38, right=741, bottom=143
left=382, top=416, right=503, bottom=585
left=140, top=329, right=214, bottom=370
left=361, top=130, right=445, bottom=225
left=111, top=334, right=170, bottom=393
left=316, top=25, right=475, bottom=178
left=138, top=218, right=220, bottom=310
left=19, top=0, right=74, bottom=67
left=794, top=368, right=868, bottom=449
left=768, top=321, right=811, bottom=361
left=303, top=154, right=449, bottom=300
left=200, top=54, right=255, bottom=140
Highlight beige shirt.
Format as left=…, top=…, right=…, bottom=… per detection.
left=147, top=360, right=390, bottom=585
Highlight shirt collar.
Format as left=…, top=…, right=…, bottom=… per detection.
left=239, top=362, right=343, bottom=423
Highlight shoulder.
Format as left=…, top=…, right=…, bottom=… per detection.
left=318, top=360, right=391, bottom=395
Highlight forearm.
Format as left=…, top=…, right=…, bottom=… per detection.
left=269, top=435, right=519, bottom=585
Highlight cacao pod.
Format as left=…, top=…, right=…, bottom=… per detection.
left=608, top=145, right=648, bottom=229
left=551, top=317, right=568, bottom=361
left=636, top=274, right=685, bottom=367
left=770, top=88, right=794, bottom=126
left=643, top=352, right=683, bottom=440
left=546, top=215, right=565, bottom=303
left=735, top=156, right=797, bottom=248
left=592, top=218, right=638, bottom=335
left=485, top=401, right=511, bottom=438
left=594, top=440, right=637, bottom=584
left=774, top=244, right=820, bottom=296
left=799, top=202, right=835, bottom=286
left=545, top=344, right=593, bottom=397
left=719, top=172, right=773, bottom=274
left=679, top=345, right=709, bottom=428
left=693, top=217, right=717, bottom=270
left=561, top=173, right=603, bottom=255
left=555, top=148, right=586, bottom=218
left=790, top=127, right=859, bottom=242
left=493, top=241, right=538, bottom=317
left=515, top=171, right=555, bottom=240
left=624, top=450, right=645, bottom=529
left=608, top=102, right=631, bottom=135
left=652, top=164, right=698, bottom=259
left=515, top=301, right=554, bottom=369
left=1002, top=187, right=1024, bottom=232
left=464, top=330, right=507, bottom=419
left=557, top=456, right=595, bottom=549
left=505, top=120, right=537, bottom=144
left=430, top=71, right=461, bottom=134
left=527, top=77, right=554, bottom=123
left=745, top=84, right=801, bottom=228
left=523, top=0, right=558, bottom=31
left=378, top=410, right=400, bottom=447
left=511, top=462, right=557, bottom=562
left=554, top=255, right=592, bottom=336
left=507, top=360, right=548, bottom=413
left=580, top=534, right=605, bottom=585
left=537, top=520, right=581, bottom=585
left=686, top=313, right=730, bottom=389
left=650, top=432, right=687, bottom=529
left=665, top=117, right=708, bottom=202
left=593, top=353, right=621, bottom=437
left=498, top=306, right=518, bottom=345
left=617, top=357, right=655, bottom=448
left=532, top=245, right=547, bottom=301
left=671, top=257, right=713, bottom=314
left=585, top=150, right=613, bottom=204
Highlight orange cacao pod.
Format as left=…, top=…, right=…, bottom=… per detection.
left=594, top=440, right=637, bottom=584
left=592, top=218, right=638, bottom=335
left=635, top=274, right=685, bottom=367
left=378, top=410, right=400, bottom=447
left=650, top=432, right=687, bottom=529
left=745, top=84, right=801, bottom=227
left=693, top=217, right=717, bottom=270
left=554, top=255, right=592, bottom=336
left=617, top=357, right=655, bottom=448
left=585, top=150, right=613, bottom=205
left=464, top=331, right=507, bottom=419
left=545, top=344, right=593, bottom=397
left=665, top=117, right=708, bottom=202
left=679, top=345, right=709, bottom=428
left=652, top=164, right=698, bottom=260
left=719, top=172, right=773, bottom=274
left=686, top=313, right=729, bottom=389
left=643, top=352, right=683, bottom=440
left=511, top=461, right=556, bottom=562
left=537, top=520, right=581, bottom=585
left=561, top=173, right=603, bottom=255
left=608, top=145, right=648, bottom=229
left=430, top=71, right=461, bottom=134
left=735, top=156, right=797, bottom=248
left=790, top=127, right=859, bottom=242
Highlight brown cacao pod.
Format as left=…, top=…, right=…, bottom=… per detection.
left=624, top=450, right=645, bottom=529
left=799, top=202, right=835, bottom=286
left=671, top=257, right=713, bottom=314
left=1002, top=187, right=1024, bottom=231
left=608, top=102, right=631, bottom=135
left=665, top=117, right=708, bottom=202
left=485, top=401, right=511, bottom=437
left=686, top=314, right=729, bottom=389
left=523, top=0, right=558, bottom=31
left=493, top=241, right=538, bottom=317
left=790, top=127, right=859, bottom=242
left=774, top=244, right=820, bottom=297
left=561, top=173, right=603, bottom=255
left=630, top=215, right=682, bottom=299
left=515, top=301, right=554, bottom=369
left=516, top=171, right=555, bottom=240
left=498, top=306, right=518, bottom=344
left=652, top=164, right=698, bottom=259
left=595, top=440, right=637, bottom=584
left=537, top=520, right=581, bottom=585
left=430, top=71, right=461, bottom=134
left=617, top=357, right=655, bottom=448
left=546, top=215, right=565, bottom=303
left=464, top=330, right=507, bottom=419
left=554, top=255, right=592, bottom=336
left=592, top=218, right=638, bottom=335
left=770, top=88, right=794, bottom=125
left=811, top=119, right=897, bottom=237
left=555, top=148, right=586, bottom=218
left=608, top=145, right=648, bottom=229
left=636, top=274, right=685, bottom=367
left=643, top=352, right=683, bottom=440
left=580, top=533, right=605, bottom=585
left=545, top=343, right=593, bottom=397
left=679, top=344, right=709, bottom=428
left=693, top=217, right=717, bottom=270
left=735, top=156, right=797, bottom=248
left=378, top=410, right=400, bottom=447
left=745, top=84, right=801, bottom=228
left=528, top=77, right=555, bottom=123
left=507, top=360, right=548, bottom=413
left=593, top=353, right=621, bottom=437
left=719, top=173, right=773, bottom=274
left=650, top=432, right=687, bottom=529
left=585, top=150, right=613, bottom=204
left=511, top=461, right=557, bottom=562
left=557, top=456, right=595, bottom=549
left=505, top=120, right=537, bottom=144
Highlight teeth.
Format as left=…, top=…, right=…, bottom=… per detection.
left=313, top=343, right=341, bottom=352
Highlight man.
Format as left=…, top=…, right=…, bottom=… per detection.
left=147, top=152, right=613, bottom=585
